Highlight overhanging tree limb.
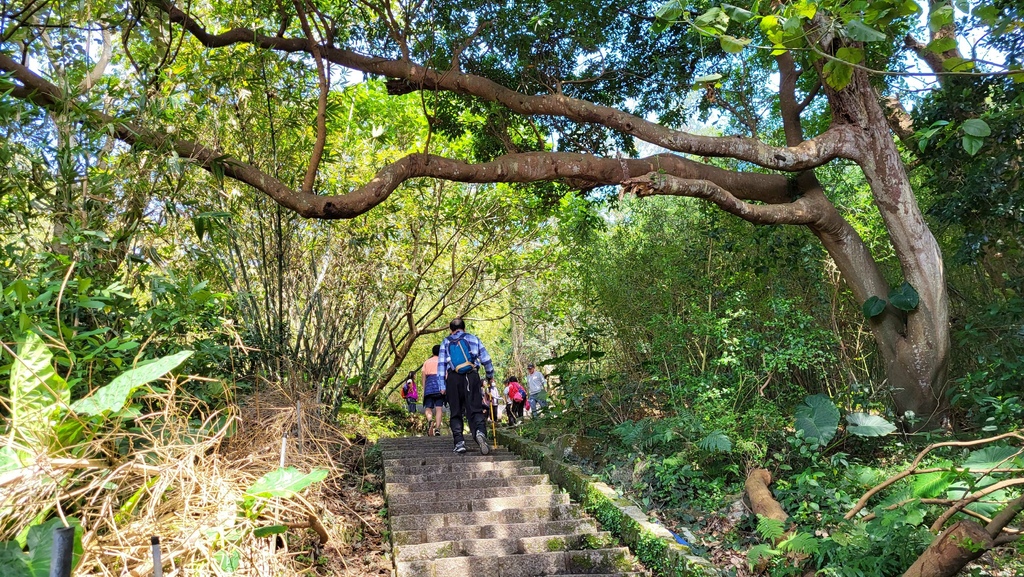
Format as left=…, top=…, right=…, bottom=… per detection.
left=152, top=0, right=861, bottom=171
left=0, top=51, right=806, bottom=220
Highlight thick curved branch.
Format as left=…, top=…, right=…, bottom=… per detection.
left=623, top=172, right=825, bottom=226
left=153, top=0, right=861, bottom=171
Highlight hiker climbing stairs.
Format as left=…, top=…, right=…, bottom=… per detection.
left=380, top=436, right=648, bottom=577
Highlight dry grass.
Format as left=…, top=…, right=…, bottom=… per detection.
left=0, top=378, right=392, bottom=576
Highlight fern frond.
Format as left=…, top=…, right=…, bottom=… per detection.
left=756, top=515, right=785, bottom=541
left=778, top=532, right=819, bottom=554
left=747, top=543, right=778, bottom=567
left=697, top=430, right=732, bottom=453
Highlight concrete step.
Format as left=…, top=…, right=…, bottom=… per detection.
left=383, top=450, right=514, bottom=461
left=381, top=435, right=648, bottom=577
left=386, top=466, right=543, bottom=484
left=392, top=518, right=601, bottom=546
left=385, top=474, right=550, bottom=495
left=384, top=459, right=535, bottom=476
left=382, top=442, right=509, bottom=457
left=390, top=492, right=570, bottom=516
left=395, top=531, right=618, bottom=561
left=390, top=503, right=582, bottom=531
left=384, top=453, right=520, bottom=467
left=388, top=483, right=555, bottom=505
left=396, top=547, right=635, bottom=577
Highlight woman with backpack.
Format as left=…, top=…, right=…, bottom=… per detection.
left=503, top=376, right=526, bottom=427
left=400, top=370, right=418, bottom=414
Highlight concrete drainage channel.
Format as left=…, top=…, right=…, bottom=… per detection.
left=381, top=434, right=714, bottom=576
left=380, top=436, right=647, bottom=577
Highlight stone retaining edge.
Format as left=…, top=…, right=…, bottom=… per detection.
left=495, top=429, right=717, bottom=577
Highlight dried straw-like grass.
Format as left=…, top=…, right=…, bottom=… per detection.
left=1, top=377, right=390, bottom=576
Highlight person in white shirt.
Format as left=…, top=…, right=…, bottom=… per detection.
left=525, top=363, right=547, bottom=418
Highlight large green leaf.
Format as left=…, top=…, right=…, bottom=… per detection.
left=719, top=35, right=750, bottom=54
left=245, top=467, right=329, bottom=499
left=963, top=445, right=1021, bottom=471
left=928, top=4, right=954, bottom=32
left=722, top=3, right=753, bottom=23
left=71, top=351, right=193, bottom=416
left=845, top=20, right=887, bottom=42
left=846, top=413, right=897, bottom=437
left=961, top=119, right=991, bottom=137
left=888, top=282, right=919, bottom=312
left=861, top=296, right=886, bottom=318
left=962, top=134, right=984, bottom=156
left=794, top=394, right=840, bottom=446
left=912, top=470, right=954, bottom=498
left=823, top=59, right=854, bottom=91
left=10, top=333, right=69, bottom=453
left=0, top=540, right=31, bottom=577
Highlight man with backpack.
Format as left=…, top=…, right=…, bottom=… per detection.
left=436, top=318, right=496, bottom=455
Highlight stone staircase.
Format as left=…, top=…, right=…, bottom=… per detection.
left=381, top=436, right=649, bottom=577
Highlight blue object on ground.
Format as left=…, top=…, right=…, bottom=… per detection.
left=670, top=531, right=690, bottom=547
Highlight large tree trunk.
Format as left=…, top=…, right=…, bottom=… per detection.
left=818, top=60, right=950, bottom=430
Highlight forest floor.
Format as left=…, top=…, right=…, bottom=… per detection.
left=223, top=387, right=396, bottom=577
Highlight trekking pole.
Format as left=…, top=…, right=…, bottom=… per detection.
left=491, top=404, right=498, bottom=449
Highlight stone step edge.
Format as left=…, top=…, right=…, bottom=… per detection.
left=395, top=547, right=636, bottom=577
left=384, top=474, right=551, bottom=495
left=389, top=503, right=583, bottom=531
left=394, top=531, right=619, bottom=561
left=384, top=467, right=543, bottom=483
left=389, top=492, right=570, bottom=516
left=387, top=483, right=556, bottom=505
left=496, top=429, right=711, bottom=577
left=384, top=458, right=532, bottom=470
left=390, top=518, right=601, bottom=546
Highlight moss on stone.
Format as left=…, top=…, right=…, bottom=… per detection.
left=495, top=428, right=714, bottom=577
left=436, top=542, right=455, bottom=557
left=568, top=552, right=595, bottom=571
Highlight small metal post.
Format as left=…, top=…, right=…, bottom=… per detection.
left=151, top=536, right=162, bottom=577
left=49, top=526, right=75, bottom=577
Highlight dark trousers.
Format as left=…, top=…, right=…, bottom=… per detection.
left=445, top=369, right=486, bottom=445
left=507, top=400, right=525, bottom=425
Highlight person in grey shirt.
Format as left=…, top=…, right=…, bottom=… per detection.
left=525, top=363, right=547, bottom=418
